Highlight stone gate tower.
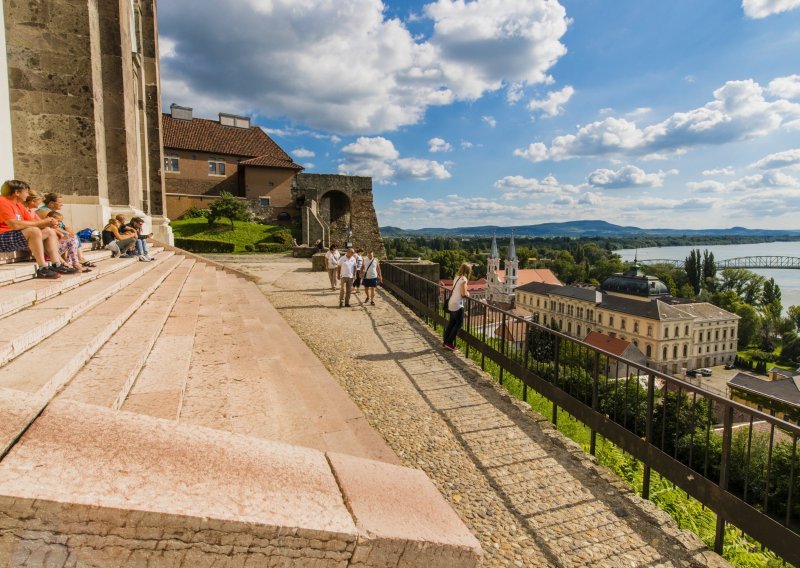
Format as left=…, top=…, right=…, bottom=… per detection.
left=293, top=173, right=384, bottom=256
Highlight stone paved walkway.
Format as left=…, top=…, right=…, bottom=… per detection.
left=215, top=255, right=728, bottom=568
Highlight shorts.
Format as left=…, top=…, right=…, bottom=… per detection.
left=0, top=230, right=29, bottom=252
left=363, top=277, right=378, bottom=288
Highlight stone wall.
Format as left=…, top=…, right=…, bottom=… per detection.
left=384, top=259, right=441, bottom=282
left=294, top=173, right=384, bottom=255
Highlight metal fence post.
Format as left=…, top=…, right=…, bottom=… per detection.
left=552, top=335, right=560, bottom=426
left=522, top=322, right=530, bottom=402
left=590, top=351, right=600, bottom=456
left=642, top=373, right=655, bottom=500
left=499, top=312, right=506, bottom=385
left=715, top=403, right=734, bottom=555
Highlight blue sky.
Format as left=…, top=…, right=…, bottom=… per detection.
left=158, top=0, right=800, bottom=230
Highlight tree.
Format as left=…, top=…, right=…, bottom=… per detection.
left=787, top=305, right=800, bottom=332
left=735, top=303, right=760, bottom=349
left=430, top=249, right=469, bottom=280
left=685, top=249, right=702, bottom=295
left=762, top=277, right=782, bottom=310
left=717, top=267, right=764, bottom=305
left=207, top=191, right=250, bottom=229
left=702, top=250, right=716, bottom=292
left=780, top=331, right=800, bottom=365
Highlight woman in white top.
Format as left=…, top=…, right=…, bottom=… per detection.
left=443, top=262, right=472, bottom=350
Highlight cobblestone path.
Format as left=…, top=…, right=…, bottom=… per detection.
left=217, top=256, right=727, bottom=568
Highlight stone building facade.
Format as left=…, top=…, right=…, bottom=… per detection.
left=162, top=106, right=304, bottom=220
left=516, top=266, right=740, bottom=375
left=1, top=0, right=171, bottom=243
left=294, top=173, right=384, bottom=256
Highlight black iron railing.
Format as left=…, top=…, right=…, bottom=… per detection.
left=382, top=262, right=800, bottom=565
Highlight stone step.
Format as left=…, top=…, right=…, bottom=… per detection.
left=0, top=250, right=171, bottom=367
left=175, top=266, right=234, bottom=431
left=0, top=247, right=163, bottom=320
left=0, top=253, right=182, bottom=402
left=180, top=272, right=399, bottom=463
left=117, top=261, right=207, bottom=419
left=56, top=258, right=196, bottom=411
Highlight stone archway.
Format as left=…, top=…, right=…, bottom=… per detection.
left=320, top=190, right=351, bottom=245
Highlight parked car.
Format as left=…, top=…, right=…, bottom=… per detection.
left=697, top=368, right=713, bottom=376
left=686, top=369, right=700, bottom=377
left=724, top=363, right=735, bottom=370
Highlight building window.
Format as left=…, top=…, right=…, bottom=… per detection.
left=609, top=316, right=615, bottom=327
left=259, top=196, right=271, bottom=207
left=685, top=325, right=689, bottom=336
left=683, top=345, right=688, bottom=357
left=209, top=158, right=226, bottom=176
left=664, top=328, right=669, bottom=339
left=673, top=345, right=678, bottom=359
left=164, top=155, right=179, bottom=173
left=647, top=324, right=652, bottom=337
left=663, top=346, right=667, bottom=360
left=567, top=322, right=572, bottom=334
left=646, top=345, right=652, bottom=358
left=577, top=325, right=581, bottom=337
left=621, top=318, right=626, bottom=331
left=633, top=322, right=639, bottom=333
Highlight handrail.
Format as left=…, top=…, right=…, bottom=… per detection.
left=382, top=262, right=800, bottom=565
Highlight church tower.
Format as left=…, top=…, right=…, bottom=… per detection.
left=487, top=233, right=501, bottom=302
left=504, top=231, right=519, bottom=296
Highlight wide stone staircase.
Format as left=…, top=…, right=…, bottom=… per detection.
left=0, top=247, right=481, bottom=567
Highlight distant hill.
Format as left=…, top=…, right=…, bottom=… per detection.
left=380, top=220, right=800, bottom=238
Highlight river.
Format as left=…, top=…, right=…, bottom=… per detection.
left=616, top=241, right=800, bottom=312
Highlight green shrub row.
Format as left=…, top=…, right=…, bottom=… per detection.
left=254, top=242, right=291, bottom=253
left=174, top=238, right=235, bottom=253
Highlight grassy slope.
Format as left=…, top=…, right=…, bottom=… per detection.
left=171, top=218, right=285, bottom=253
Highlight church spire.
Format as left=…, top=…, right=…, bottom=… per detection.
left=508, top=230, right=517, bottom=261
left=490, top=232, right=499, bottom=259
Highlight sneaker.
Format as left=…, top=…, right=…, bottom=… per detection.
left=339, top=302, right=343, bottom=308
left=370, top=300, right=375, bottom=306
left=104, top=242, right=120, bottom=257
left=138, top=255, right=148, bottom=262
left=53, top=264, right=78, bottom=274
left=143, top=255, right=152, bottom=262
left=443, top=343, right=456, bottom=351
left=35, top=266, right=60, bottom=279
left=345, top=303, right=351, bottom=307
left=124, top=251, right=138, bottom=258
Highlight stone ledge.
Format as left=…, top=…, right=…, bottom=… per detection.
left=0, top=398, right=482, bottom=566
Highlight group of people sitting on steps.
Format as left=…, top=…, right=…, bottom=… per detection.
left=0, top=179, right=152, bottom=280
left=324, top=244, right=382, bottom=308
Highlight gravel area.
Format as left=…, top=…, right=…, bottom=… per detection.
left=215, top=254, right=728, bottom=568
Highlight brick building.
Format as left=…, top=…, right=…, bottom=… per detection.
left=162, top=104, right=304, bottom=220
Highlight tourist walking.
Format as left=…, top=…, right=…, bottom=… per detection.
left=353, top=249, right=364, bottom=294
left=325, top=245, right=340, bottom=290
left=361, top=251, right=382, bottom=306
left=337, top=248, right=357, bottom=307
left=443, top=262, right=471, bottom=351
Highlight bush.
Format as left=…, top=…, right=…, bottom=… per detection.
left=174, top=238, right=235, bottom=253
left=182, top=207, right=210, bottom=219
left=244, top=244, right=255, bottom=252
left=207, top=192, right=250, bottom=229
left=255, top=242, right=291, bottom=253
left=267, top=229, right=293, bottom=245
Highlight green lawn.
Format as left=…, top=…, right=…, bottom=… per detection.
left=171, top=218, right=287, bottom=253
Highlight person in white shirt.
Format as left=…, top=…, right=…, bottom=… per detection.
left=361, top=251, right=382, bottom=306
left=325, top=245, right=340, bottom=290
left=352, top=249, right=364, bottom=295
left=443, top=262, right=472, bottom=350
left=337, top=248, right=357, bottom=307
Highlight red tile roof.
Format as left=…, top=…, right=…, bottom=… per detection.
left=583, top=331, right=632, bottom=357
left=497, top=268, right=562, bottom=286
left=439, top=278, right=487, bottom=292
left=162, top=115, right=304, bottom=169
left=240, top=155, right=304, bottom=170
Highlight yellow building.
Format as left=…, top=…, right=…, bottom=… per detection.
left=516, top=265, right=739, bottom=375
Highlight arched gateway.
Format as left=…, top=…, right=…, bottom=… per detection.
left=294, top=173, right=385, bottom=255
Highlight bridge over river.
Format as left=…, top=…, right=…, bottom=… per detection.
left=638, top=255, right=800, bottom=270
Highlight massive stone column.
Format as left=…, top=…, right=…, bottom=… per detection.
left=140, top=0, right=171, bottom=243
left=4, top=0, right=111, bottom=229
left=0, top=0, right=13, bottom=180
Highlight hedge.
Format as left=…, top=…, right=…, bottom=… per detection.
left=256, top=243, right=292, bottom=253
left=174, top=238, right=235, bottom=253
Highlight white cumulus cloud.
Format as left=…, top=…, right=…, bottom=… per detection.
left=494, top=175, right=581, bottom=199
left=586, top=165, right=676, bottom=189
left=292, top=148, right=315, bottom=158
left=742, top=0, right=800, bottom=18
left=751, top=148, right=800, bottom=170
left=527, top=85, right=574, bottom=117
left=768, top=75, right=800, bottom=99
left=516, top=78, right=800, bottom=162
left=482, top=115, right=497, bottom=128
left=338, top=136, right=450, bottom=183
left=159, top=0, right=569, bottom=134
left=428, top=137, right=453, bottom=153
left=702, top=167, right=735, bottom=176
